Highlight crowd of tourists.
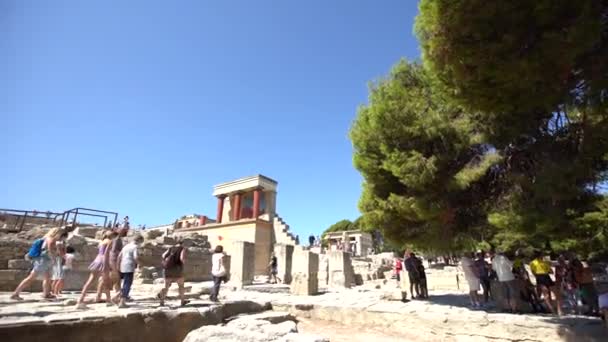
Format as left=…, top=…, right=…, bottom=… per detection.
left=9, top=216, right=229, bottom=309
left=458, top=249, right=607, bottom=320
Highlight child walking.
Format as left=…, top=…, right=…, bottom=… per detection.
left=51, top=238, right=68, bottom=296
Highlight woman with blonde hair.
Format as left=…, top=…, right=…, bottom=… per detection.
left=76, top=230, right=116, bottom=309
left=10, top=227, right=65, bottom=300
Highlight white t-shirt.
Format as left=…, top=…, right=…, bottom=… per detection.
left=120, top=242, right=139, bottom=273
left=492, top=254, right=515, bottom=282
left=63, top=253, right=74, bottom=270
left=212, top=253, right=226, bottom=277
left=460, top=257, right=478, bottom=280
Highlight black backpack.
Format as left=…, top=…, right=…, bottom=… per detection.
left=162, top=247, right=182, bottom=269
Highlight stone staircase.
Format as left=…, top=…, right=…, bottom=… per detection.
left=272, top=215, right=298, bottom=246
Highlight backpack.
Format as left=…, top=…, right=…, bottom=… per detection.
left=28, top=239, right=44, bottom=258
left=162, top=247, right=182, bottom=269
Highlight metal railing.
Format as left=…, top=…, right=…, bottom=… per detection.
left=0, top=207, right=119, bottom=232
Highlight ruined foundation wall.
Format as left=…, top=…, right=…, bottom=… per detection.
left=0, top=228, right=214, bottom=291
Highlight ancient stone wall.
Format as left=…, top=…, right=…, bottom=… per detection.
left=0, top=239, right=40, bottom=291
left=0, top=227, right=215, bottom=291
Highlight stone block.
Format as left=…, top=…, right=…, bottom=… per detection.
left=274, top=243, right=294, bottom=284
left=145, top=229, right=164, bottom=240
left=317, top=254, right=329, bottom=288
left=8, top=259, right=32, bottom=270
left=73, top=226, right=98, bottom=239
left=66, top=234, right=88, bottom=247
left=290, top=249, right=319, bottom=295
left=156, top=236, right=176, bottom=245
left=229, top=241, right=255, bottom=288
left=328, top=251, right=354, bottom=289
left=0, top=269, right=20, bottom=281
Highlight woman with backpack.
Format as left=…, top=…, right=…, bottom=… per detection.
left=76, top=230, right=116, bottom=309
left=10, top=227, right=65, bottom=300
left=157, top=239, right=189, bottom=306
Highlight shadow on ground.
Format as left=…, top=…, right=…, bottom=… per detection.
left=425, top=293, right=606, bottom=341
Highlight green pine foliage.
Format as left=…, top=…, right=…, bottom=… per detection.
left=350, top=2, right=608, bottom=259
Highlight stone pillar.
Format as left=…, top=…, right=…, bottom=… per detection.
left=317, top=253, right=329, bottom=289
left=233, top=193, right=242, bottom=221
left=229, top=241, right=255, bottom=288
left=216, top=196, right=225, bottom=223
left=252, top=188, right=261, bottom=219
left=328, top=251, right=353, bottom=289
left=342, top=231, right=350, bottom=252
left=274, top=243, right=294, bottom=284
left=290, top=247, right=319, bottom=295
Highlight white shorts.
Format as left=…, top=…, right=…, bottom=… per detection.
left=466, top=277, right=480, bottom=291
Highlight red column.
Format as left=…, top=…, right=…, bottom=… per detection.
left=233, top=193, right=242, bottom=220
left=252, top=188, right=261, bottom=219
left=216, top=196, right=225, bottom=223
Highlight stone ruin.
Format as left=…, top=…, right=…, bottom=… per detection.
left=0, top=225, right=216, bottom=291
left=2, top=225, right=606, bottom=342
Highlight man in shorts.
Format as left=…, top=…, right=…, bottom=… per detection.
left=530, top=251, right=562, bottom=315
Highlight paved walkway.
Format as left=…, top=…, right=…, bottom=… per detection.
left=0, top=283, right=606, bottom=341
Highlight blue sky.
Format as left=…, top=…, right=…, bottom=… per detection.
left=1, top=1, right=420, bottom=237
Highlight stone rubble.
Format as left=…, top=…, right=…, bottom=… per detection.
left=184, top=311, right=325, bottom=342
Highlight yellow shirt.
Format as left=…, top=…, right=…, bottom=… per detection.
left=530, top=258, right=552, bottom=275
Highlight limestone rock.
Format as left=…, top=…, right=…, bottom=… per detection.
left=260, top=321, right=298, bottom=337
left=183, top=325, right=271, bottom=342
left=229, top=311, right=297, bottom=325
left=72, top=226, right=97, bottom=239
left=139, top=266, right=157, bottom=279
left=63, top=298, right=77, bottom=306
left=226, top=318, right=273, bottom=331
left=155, top=236, right=176, bottom=245
left=8, top=259, right=32, bottom=270
left=280, top=333, right=330, bottom=342
left=66, top=234, right=87, bottom=247
left=145, top=230, right=164, bottom=240
left=186, top=318, right=297, bottom=342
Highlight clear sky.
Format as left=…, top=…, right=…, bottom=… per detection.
left=2, top=1, right=420, bottom=238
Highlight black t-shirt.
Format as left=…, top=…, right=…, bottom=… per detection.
left=271, top=256, right=277, bottom=268
left=404, top=257, right=417, bottom=273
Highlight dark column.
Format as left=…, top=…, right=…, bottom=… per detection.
left=216, top=196, right=225, bottom=223
left=252, top=188, right=261, bottom=219
left=233, top=193, right=242, bottom=220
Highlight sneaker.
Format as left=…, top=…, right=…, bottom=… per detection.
left=75, top=302, right=88, bottom=310
left=118, top=301, right=128, bottom=309
left=180, top=300, right=190, bottom=307
left=10, top=294, right=23, bottom=301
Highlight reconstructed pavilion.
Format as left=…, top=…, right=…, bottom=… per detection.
left=177, top=175, right=298, bottom=275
